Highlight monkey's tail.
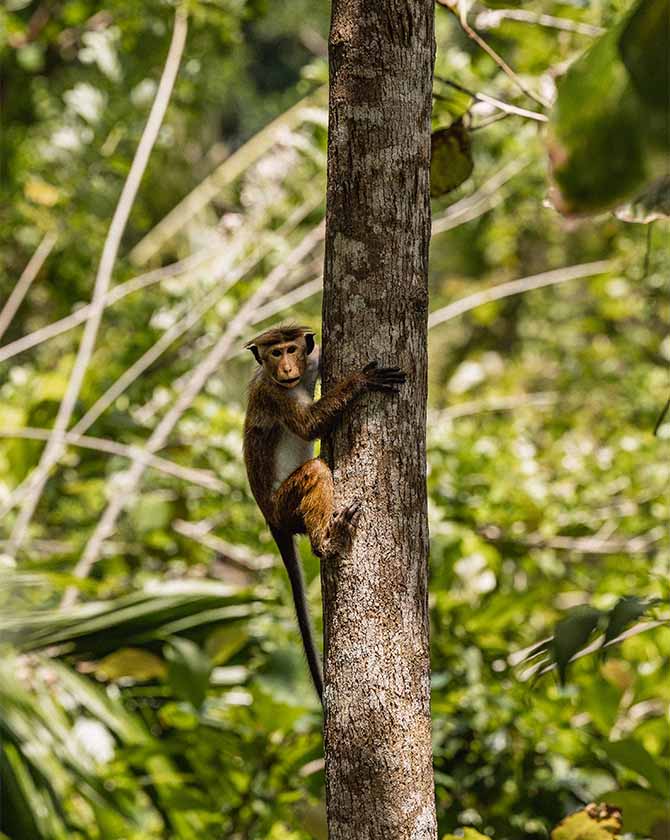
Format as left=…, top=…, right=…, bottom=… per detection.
left=269, top=525, right=323, bottom=704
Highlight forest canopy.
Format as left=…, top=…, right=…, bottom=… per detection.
left=0, top=0, right=668, bottom=838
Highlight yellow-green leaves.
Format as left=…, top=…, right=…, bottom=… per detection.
left=552, top=804, right=622, bottom=840
left=430, top=120, right=474, bottom=198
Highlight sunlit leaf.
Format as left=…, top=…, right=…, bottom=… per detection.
left=94, top=648, right=167, bottom=682
left=551, top=804, right=622, bottom=840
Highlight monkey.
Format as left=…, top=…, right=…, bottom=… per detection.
left=242, top=323, right=406, bottom=702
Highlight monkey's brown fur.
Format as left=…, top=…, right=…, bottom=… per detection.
left=242, top=323, right=406, bottom=701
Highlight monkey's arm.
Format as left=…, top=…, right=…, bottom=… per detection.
left=277, top=362, right=405, bottom=441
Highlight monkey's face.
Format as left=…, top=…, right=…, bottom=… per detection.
left=264, top=338, right=308, bottom=388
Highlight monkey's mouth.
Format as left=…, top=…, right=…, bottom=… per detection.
left=276, top=376, right=300, bottom=386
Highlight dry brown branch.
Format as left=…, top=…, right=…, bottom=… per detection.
left=61, top=221, right=325, bottom=606
left=0, top=233, right=57, bottom=342
left=428, top=260, right=614, bottom=328
left=7, top=8, right=189, bottom=558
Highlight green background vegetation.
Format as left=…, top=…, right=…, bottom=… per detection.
left=1, top=0, right=668, bottom=837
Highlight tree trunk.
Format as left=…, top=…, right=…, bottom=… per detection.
left=321, top=1, right=437, bottom=838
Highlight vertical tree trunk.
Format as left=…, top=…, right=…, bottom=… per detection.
left=321, top=1, right=436, bottom=838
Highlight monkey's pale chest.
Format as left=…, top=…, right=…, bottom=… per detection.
left=273, top=385, right=314, bottom=488
left=274, top=430, right=313, bottom=488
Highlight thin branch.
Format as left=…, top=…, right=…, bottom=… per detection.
left=61, top=221, right=325, bottom=607
left=0, top=248, right=215, bottom=364
left=469, top=112, right=512, bottom=132
left=6, top=8, right=188, bottom=558
left=0, top=232, right=57, bottom=341
left=428, top=260, right=614, bottom=329
left=432, top=158, right=529, bottom=236
left=173, top=519, right=274, bottom=570
left=480, top=524, right=665, bottom=555
left=429, top=391, right=557, bottom=421
left=129, top=87, right=326, bottom=266
left=0, top=191, right=323, bottom=366
left=71, top=249, right=262, bottom=434
left=0, top=428, right=224, bottom=492
left=436, top=0, right=551, bottom=108
left=248, top=275, right=323, bottom=327
left=0, top=203, right=324, bottom=524
left=435, top=77, right=547, bottom=122
left=475, top=9, right=605, bottom=37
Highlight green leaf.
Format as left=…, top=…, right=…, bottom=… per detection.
left=431, top=120, right=474, bottom=198
left=94, top=647, right=167, bottom=682
left=552, top=805, right=622, bottom=840
left=601, top=738, right=668, bottom=795
left=158, top=701, right=200, bottom=731
left=618, top=0, right=670, bottom=112
left=599, top=789, right=670, bottom=837
left=548, top=24, right=647, bottom=215
left=164, top=637, right=211, bottom=709
left=443, top=830, right=491, bottom=840
left=552, top=605, right=602, bottom=684
left=603, top=596, right=660, bottom=647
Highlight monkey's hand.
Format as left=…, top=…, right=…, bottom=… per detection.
left=361, top=361, right=407, bottom=392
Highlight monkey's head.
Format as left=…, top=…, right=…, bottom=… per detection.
left=245, top=324, right=316, bottom=389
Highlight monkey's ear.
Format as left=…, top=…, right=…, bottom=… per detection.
left=246, top=344, right=263, bottom=365
left=304, top=332, right=316, bottom=355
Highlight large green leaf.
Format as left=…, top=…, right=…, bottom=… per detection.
left=601, top=738, right=668, bottom=795
left=164, top=637, right=212, bottom=709
left=1, top=582, right=261, bottom=657
left=600, top=789, right=670, bottom=837
left=618, top=0, right=670, bottom=111
left=548, top=24, right=647, bottom=215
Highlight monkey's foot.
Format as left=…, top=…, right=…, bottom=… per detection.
left=315, top=500, right=361, bottom=558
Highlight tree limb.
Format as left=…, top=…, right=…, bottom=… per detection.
left=428, top=260, right=614, bottom=328
left=0, top=427, right=223, bottom=492
left=6, top=7, right=188, bottom=558
left=0, top=232, right=57, bottom=342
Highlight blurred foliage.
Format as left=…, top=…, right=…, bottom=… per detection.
left=1, top=0, right=669, bottom=838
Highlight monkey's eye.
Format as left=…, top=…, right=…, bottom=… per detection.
left=271, top=349, right=282, bottom=358
left=287, top=346, right=297, bottom=354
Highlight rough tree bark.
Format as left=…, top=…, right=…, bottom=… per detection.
left=321, top=1, right=437, bottom=838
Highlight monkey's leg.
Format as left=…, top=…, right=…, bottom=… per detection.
left=274, top=459, right=334, bottom=556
